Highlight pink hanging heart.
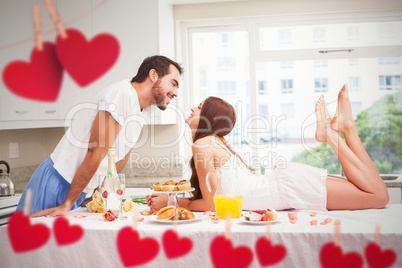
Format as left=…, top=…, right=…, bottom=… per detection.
left=55, top=28, right=119, bottom=87
left=320, top=242, right=363, bottom=268
left=53, top=217, right=84, bottom=246
left=210, top=235, right=253, bottom=268
left=162, top=229, right=193, bottom=259
left=365, top=242, right=396, bottom=268
left=116, top=226, right=159, bottom=267
left=2, top=42, right=63, bottom=102
left=255, top=237, right=287, bottom=266
left=7, top=212, right=51, bottom=253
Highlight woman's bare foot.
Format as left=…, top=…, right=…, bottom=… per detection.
left=330, top=84, right=355, bottom=133
left=315, top=95, right=332, bottom=142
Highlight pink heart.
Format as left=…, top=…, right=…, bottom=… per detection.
left=117, top=226, right=159, bottom=267
left=365, top=242, right=396, bottom=268
left=210, top=235, right=253, bottom=268
left=7, top=212, right=51, bottom=253
left=55, top=28, right=119, bottom=87
left=320, top=242, right=363, bottom=268
left=255, top=237, right=287, bottom=266
left=53, top=217, right=84, bottom=246
left=162, top=229, right=193, bottom=259
left=2, top=42, right=63, bottom=102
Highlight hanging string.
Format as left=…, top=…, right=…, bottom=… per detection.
left=32, top=4, right=43, bottom=51
left=0, top=0, right=109, bottom=50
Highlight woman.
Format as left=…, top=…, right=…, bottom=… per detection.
left=147, top=84, right=389, bottom=211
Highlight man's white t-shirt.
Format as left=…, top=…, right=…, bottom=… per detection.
left=51, top=79, right=151, bottom=193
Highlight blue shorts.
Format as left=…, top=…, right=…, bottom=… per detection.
left=16, top=157, right=87, bottom=216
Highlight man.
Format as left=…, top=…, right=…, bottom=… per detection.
left=17, top=55, right=183, bottom=217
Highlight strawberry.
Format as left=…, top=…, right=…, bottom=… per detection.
left=116, top=189, right=123, bottom=195
left=102, top=190, right=108, bottom=199
left=261, top=216, right=267, bottom=221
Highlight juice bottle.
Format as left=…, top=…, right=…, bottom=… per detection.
left=213, top=195, right=243, bottom=219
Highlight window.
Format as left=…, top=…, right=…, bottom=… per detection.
left=217, top=57, right=236, bottom=71
left=279, top=29, right=291, bottom=44
left=351, top=102, right=363, bottom=118
left=312, top=28, right=325, bottom=42
left=258, top=81, right=267, bottom=95
left=199, top=68, right=206, bottom=86
left=184, top=13, right=402, bottom=174
left=217, top=81, right=236, bottom=95
left=313, top=60, right=328, bottom=68
left=281, top=79, right=294, bottom=93
left=379, top=75, right=401, bottom=91
left=348, top=77, right=361, bottom=91
left=314, top=78, right=328, bottom=92
left=280, top=103, right=295, bottom=118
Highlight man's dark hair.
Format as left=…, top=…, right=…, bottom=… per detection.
left=131, top=55, right=183, bottom=83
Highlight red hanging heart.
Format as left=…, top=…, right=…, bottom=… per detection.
left=55, top=28, right=120, bottom=87
left=210, top=235, right=253, bottom=268
left=53, top=217, right=84, bottom=246
left=116, top=226, right=159, bottom=267
left=162, top=229, right=193, bottom=259
left=365, top=242, right=396, bottom=268
left=255, top=237, right=287, bottom=266
left=320, top=242, right=363, bottom=268
left=2, top=42, right=63, bottom=102
left=7, top=212, right=51, bottom=253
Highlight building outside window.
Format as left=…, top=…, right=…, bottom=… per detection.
left=348, top=76, right=361, bottom=91
left=281, top=79, right=294, bottom=93
left=314, top=78, right=328, bottom=92
left=379, top=75, right=401, bottom=90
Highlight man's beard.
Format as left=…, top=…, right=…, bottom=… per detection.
left=152, top=79, right=167, bottom=111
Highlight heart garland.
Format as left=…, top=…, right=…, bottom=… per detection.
left=2, top=42, right=64, bottom=102
left=320, top=242, right=363, bottom=268
left=365, top=242, right=396, bottom=268
left=7, top=211, right=51, bottom=253
left=53, top=217, right=84, bottom=246
left=255, top=237, right=287, bottom=266
left=162, top=229, right=193, bottom=259
left=116, top=226, right=159, bottom=267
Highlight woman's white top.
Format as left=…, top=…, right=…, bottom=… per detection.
left=51, top=79, right=151, bottom=193
left=206, top=136, right=274, bottom=210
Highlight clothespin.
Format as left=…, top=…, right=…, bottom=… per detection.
left=225, top=216, right=231, bottom=240
left=334, top=219, right=341, bottom=246
left=32, top=5, right=43, bottom=51
left=43, top=0, right=67, bottom=39
left=265, top=222, right=271, bottom=241
left=132, top=204, right=139, bottom=231
left=375, top=226, right=380, bottom=246
left=24, top=189, right=32, bottom=216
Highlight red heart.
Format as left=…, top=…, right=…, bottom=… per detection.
left=7, top=212, right=51, bottom=253
left=320, top=242, right=363, bottom=268
left=53, top=217, right=84, bottom=246
left=117, top=226, right=159, bottom=267
left=210, top=235, right=253, bottom=268
left=255, top=237, right=287, bottom=266
left=2, top=42, right=63, bottom=102
left=162, top=229, right=193, bottom=259
left=365, top=242, right=396, bottom=268
left=55, top=28, right=120, bottom=87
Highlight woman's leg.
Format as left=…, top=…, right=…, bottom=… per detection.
left=330, top=84, right=379, bottom=174
left=315, top=95, right=388, bottom=209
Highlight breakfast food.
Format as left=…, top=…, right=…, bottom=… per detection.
left=163, top=180, right=176, bottom=192
left=156, top=206, right=195, bottom=221
left=153, top=182, right=163, bottom=191
left=153, top=179, right=192, bottom=192
left=156, top=206, right=176, bottom=221
left=248, top=208, right=278, bottom=222
left=177, top=180, right=191, bottom=191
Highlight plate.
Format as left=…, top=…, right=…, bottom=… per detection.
left=153, top=188, right=195, bottom=194
left=239, top=216, right=279, bottom=225
left=151, top=215, right=201, bottom=224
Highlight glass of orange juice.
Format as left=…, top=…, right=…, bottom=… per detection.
left=213, top=195, right=243, bottom=219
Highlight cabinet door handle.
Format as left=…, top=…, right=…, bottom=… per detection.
left=15, top=110, right=28, bottom=114
left=44, top=110, right=57, bottom=114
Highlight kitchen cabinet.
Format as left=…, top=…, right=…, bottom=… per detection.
left=0, top=0, right=177, bottom=130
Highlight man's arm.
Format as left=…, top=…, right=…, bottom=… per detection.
left=31, top=110, right=121, bottom=218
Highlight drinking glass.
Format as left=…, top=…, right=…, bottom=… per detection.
left=98, top=174, right=125, bottom=219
